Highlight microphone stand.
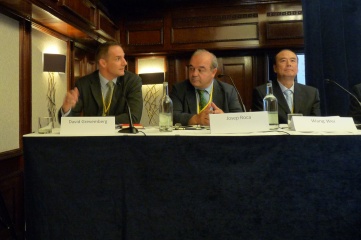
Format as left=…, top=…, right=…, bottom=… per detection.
left=118, top=100, right=138, bottom=133
left=325, top=79, right=361, bottom=107
left=218, top=74, right=246, bottom=112
left=117, top=81, right=138, bottom=134
left=325, top=79, right=361, bottom=129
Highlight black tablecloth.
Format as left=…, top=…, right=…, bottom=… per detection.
left=24, top=135, right=361, bottom=240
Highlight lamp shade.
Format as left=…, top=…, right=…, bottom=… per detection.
left=43, top=53, right=66, bottom=73
left=139, top=72, right=164, bottom=85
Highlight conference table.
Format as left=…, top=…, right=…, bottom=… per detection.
left=23, top=127, right=361, bottom=240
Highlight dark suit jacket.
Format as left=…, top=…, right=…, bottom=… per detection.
left=252, top=81, right=321, bottom=124
left=58, top=70, right=143, bottom=124
left=170, top=79, right=243, bottom=126
left=349, top=83, right=361, bottom=124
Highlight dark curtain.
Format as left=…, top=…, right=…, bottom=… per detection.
left=302, top=0, right=361, bottom=116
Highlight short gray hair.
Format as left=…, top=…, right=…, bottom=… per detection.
left=191, top=49, right=218, bottom=69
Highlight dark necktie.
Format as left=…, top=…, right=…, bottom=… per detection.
left=197, top=89, right=207, bottom=111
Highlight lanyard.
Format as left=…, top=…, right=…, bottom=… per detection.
left=197, top=85, right=213, bottom=113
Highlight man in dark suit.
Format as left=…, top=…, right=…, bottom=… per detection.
left=252, top=49, right=321, bottom=124
left=349, top=83, right=361, bottom=124
left=58, top=42, right=143, bottom=124
left=170, top=49, right=243, bottom=126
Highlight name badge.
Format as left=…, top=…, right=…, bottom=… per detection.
left=210, top=112, right=269, bottom=134
left=290, top=116, right=357, bottom=132
left=60, top=117, right=115, bottom=135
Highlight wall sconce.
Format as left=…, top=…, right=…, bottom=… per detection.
left=43, top=53, right=66, bottom=124
left=139, top=72, right=165, bottom=125
left=139, top=72, right=165, bottom=85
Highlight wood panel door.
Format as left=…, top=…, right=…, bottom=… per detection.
left=217, top=56, right=254, bottom=112
left=73, top=46, right=96, bottom=87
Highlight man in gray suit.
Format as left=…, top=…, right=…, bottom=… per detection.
left=252, top=49, right=321, bottom=124
left=58, top=42, right=143, bottom=124
left=170, top=49, right=243, bottom=126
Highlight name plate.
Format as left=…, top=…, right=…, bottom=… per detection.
left=210, top=112, right=269, bottom=134
left=290, top=116, right=357, bottom=132
left=60, top=117, right=115, bottom=135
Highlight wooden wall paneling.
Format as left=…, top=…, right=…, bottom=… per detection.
left=86, top=60, right=96, bottom=74
left=162, top=11, right=172, bottom=52
left=0, top=166, right=24, bottom=240
left=128, top=29, right=163, bottom=45
left=120, top=1, right=303, bottom=55
left=57, top=0, right=96, bottom=27
left=171, top=23, right=259, bottom=43
left=218, top=56, right=253, bottom=111
left=19, top=19, right=32, bottom=138
left=266, top=20, right=303, bottom=40
left=165, top=56, right=174, bottom=87
left=0, top=0, right=32, bottom=20
left=67, top=40, right=74, bottom=88
left=126, top=57, right=136, bottom=74
left=170, top=11, right=259, bottom=49
left=95, top=9, right=120, bottom=42
left=0, top=151, right=24, bottom=239
left=265, top=20, right=303, bottom=47
left=73, top=58, right=81, bottom=83
left=31, top=3, right=91, bottom=40
left=175, top=58, right=188, bottom=81
left=252, top=53, right=268, bottom=86
left=163, top=54, right=190, bottom=93
left=173, top=56, right=191, bottom=82
left=124, top=18, right=164, bottom=53
left=1, top=0, right=119, bottom=49
left=73, top=43, right=97, bottom=85
left=264, top=3, right=303, bottom=47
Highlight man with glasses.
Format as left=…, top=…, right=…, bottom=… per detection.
left=170, top=49, right=243, bottom=126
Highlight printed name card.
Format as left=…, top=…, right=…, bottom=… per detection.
left=60, top=117, right=115, bottom=135
left=210, top=112, right=269, bottom=134
left=289, top=116, right=357, bottom=132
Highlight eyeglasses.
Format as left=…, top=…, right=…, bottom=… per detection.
left=188, top=65, right=212, bottom=74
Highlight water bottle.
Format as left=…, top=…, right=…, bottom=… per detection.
left=159, top=82, right=173, bottom=132
left=263, top=82, right=279, bottom=129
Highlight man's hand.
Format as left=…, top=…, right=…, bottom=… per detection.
left=211, top=102, right=224, bottom=114
left=62, top=87, right=79, bottom=113
left=188, top=103, right=222, bottom=126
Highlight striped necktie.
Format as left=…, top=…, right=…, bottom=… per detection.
left=197, top=89, right=207, bottom=111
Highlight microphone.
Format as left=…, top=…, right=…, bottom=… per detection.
left=325, top=79, right=361, bottom=107
left=218, top=74, right=246, bottom=112
left=118, top=80, right=138, bottom=134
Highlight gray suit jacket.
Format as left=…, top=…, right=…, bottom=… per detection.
left=170, top=79, right=243, bottom=126
left=252, top=81, right=321, bottom=124
left=58, top=70, right=143, bottom=124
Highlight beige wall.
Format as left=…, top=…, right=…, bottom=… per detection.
left=31, top=28, right=67, bottom=130
left=0, top=13, right=19, bottom=152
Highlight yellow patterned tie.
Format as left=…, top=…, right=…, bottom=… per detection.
left=104, top=81, right=114, bottom=115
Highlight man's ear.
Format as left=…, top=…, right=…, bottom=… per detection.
left=273, top=64, right=277, bottom=73
left=212, top=68, right=218, bottom=76
left=99, top=59, right=106, bottom=68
